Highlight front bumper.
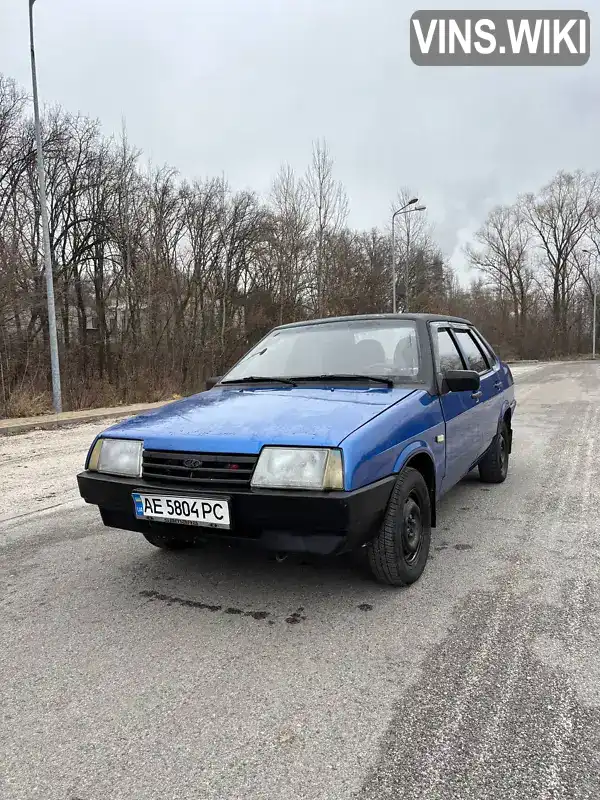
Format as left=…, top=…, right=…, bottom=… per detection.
left=77, top=471, right=396, bottom=555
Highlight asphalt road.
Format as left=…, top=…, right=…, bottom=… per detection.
left=1, top=361, right=599, bottom=800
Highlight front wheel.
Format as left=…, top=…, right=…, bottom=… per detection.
left=142, top=532, right=193, bottom=550
left=367, top=467, right=431, bottom=587
left=478, top=422, right=509, bottom=484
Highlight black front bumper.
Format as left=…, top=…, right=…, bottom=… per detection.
left=77, top=472, right=396, bottom=556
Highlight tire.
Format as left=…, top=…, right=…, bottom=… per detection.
left=367, top=467, right=432, bottom=587
left=142, top=532, right=193, bottom=551
left=478, top=422, right=509, bottom=484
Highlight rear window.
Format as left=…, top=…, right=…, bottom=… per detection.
left=471, top=328, right=498, bottom=364
left=454, top=330, right=490, bottom=373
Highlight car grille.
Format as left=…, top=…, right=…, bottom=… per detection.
left=142, top=450, right=258, bottom=491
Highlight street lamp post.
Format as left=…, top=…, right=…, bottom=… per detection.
left=583, top=249, right=598, bottom=359
left=391, top=199, right=427, bottom=313
left=28, top=0, right=62, bottom=413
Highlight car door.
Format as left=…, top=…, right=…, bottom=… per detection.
left=431, top=324, right=482, bottom=493
left=470, top=326, right=507, bottom=448
left=452, top=326, right=503, bottom=457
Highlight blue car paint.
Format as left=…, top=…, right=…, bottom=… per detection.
left=97, top=385, right=417, bottom=457
left=340, top=390, right=445, bottom=492
left=438, top=383, right=482, bottom=493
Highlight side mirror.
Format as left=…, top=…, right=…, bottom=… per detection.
left=443, top=369, right=480, bottom=393
left=205, top=375, right=223, bottom=390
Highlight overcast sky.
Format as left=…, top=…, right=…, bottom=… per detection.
left=1, top=0, right=597, bottom=277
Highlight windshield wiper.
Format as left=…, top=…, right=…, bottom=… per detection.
left=220, top=376, right=297, bottom=386
left=290, top=374, right=394, bottom=388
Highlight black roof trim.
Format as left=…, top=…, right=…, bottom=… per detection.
left=275, top=313, right=470, bottom=330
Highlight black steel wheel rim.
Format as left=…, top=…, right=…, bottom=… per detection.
left=499, top=433, right=507, bottom=473
left=401, top=492, right=423, bottom=566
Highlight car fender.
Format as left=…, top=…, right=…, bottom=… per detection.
left=392, top=441, right=439, bottom=527
left=499, top=396, right=516, bottom=426
left=498, top=396, right=516, bottom=453
left=392, top=440, right=436, bottom=476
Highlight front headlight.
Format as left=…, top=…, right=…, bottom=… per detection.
left=251, top=447, right=344, bottom=491
left=87, top=438, right=143, bottom=477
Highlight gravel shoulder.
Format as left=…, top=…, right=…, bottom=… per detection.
left=0, top=418, right=121, bottom=524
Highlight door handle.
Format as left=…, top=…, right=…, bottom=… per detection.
left=472, top=390, right=482, bottom=400
left=494, top=381, right=503, bottom=390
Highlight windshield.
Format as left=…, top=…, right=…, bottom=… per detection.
left=222, top=319, right=422, bottom=383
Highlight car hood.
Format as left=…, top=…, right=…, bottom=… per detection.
left=101, top=385, right=417, bottom=453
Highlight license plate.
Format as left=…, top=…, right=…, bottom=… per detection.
left=132, top=493, right=230, bottom=529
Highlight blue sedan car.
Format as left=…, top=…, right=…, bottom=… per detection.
left=77, top=314, right=516, bottom=586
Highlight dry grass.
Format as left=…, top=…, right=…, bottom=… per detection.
left=3, top=352, right=596, bottom=420
left=4, top=388, right=53, bottom=418
left=2, top=375, right=185, bottom=419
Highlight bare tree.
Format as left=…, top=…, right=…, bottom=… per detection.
left=305, top=140, right=348, bottom=315
left=0, top=77, right=29, bottom=229
left=269, top=164, right=311, bottom=323
left=465, top=204, right=534, bottom=353
left=523, top=170, right=600, bottom=351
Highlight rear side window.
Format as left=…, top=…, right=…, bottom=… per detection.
left=436, top=329, right=465, bottom=372
left=471, top=328, right=498, bottom=364
left=454, top=330, right=490, bottom=373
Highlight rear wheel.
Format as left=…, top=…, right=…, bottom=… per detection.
left=367, top=467, right=431, bottom=587
left=478, top=422, right=509, bottom=484
left=142, top=532, right=193, bottom=550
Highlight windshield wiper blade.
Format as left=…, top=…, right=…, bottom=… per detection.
left=290, top=374, right=394, bottom=388
left=220, top=376, right=297, bottom=386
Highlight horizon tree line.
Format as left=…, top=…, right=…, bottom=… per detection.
left=0, top=73, right=598, bottom=415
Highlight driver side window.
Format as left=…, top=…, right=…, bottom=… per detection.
left=436, top=329, right=465, bottom=372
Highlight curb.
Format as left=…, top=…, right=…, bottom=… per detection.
left=0, top=402, right=168, bottom=437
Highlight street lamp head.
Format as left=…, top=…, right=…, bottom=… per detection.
left=396, top=197, right=420, bottom=213
left=414, top=205, right=427, bottom=212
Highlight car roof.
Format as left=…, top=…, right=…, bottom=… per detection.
left=275, top=313, right=471, bottom=330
